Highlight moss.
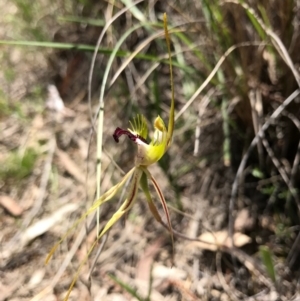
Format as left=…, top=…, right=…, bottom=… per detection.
left=0, top=148, right=38, bottom=180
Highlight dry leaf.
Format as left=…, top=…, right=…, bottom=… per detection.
left=152, top=264, right=187, bottom=280
left=28, top=269, right=46, bottom=289
left=46, top=84, right=74, bottom=119
left=191, top=230, right=251, bottom=251
left=0, top=195, right=23, bottom=216
left=20, top=203, right=78, bottom=247
left=56, top=149, right=85, bottom=184
left=234, top=208, right=255, bottom=232
left=136, top=237, right=164, bottom=282
left=260, top=215, right=276, bottom=232
left=46, top=84, right=65, bottom=112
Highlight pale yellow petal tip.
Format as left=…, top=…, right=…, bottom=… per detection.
left=154, top=116, right=166, bottom=132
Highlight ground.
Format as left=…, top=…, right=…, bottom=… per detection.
left=1, top=1, right=300, bottom=301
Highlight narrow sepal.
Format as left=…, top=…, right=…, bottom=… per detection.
left=45, top=167, right=135, bottom=264
left=97, top=168, right=142, bottom=238
left=143, top=168, right=175, bottom=258
left=61, top=168, right=142, bottom=301
left=140, top=170, right=162, bottom=223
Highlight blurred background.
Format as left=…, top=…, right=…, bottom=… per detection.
left=1, top=0, right=300, bottom=300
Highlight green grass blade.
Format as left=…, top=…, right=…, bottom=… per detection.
left=259, top=245, right=277, bottom=284
left=0, top=40, right=192, bottom=74
left=108, top=274, right=147, bottom=301
left=95, top=21, right=151, bottom=234
left=95, top=21, right=145, bottom=196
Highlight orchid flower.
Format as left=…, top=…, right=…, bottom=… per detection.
left=46, top=13, right=175, bottom=301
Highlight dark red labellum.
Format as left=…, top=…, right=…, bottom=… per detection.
left=113, top=127, right=148, bottom=144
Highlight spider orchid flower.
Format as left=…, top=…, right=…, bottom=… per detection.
left=81, top=10, right=175, bottom=246
left=108, top=113, right=175, bottom=241
left=45, top=13, right=175, bottom=301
